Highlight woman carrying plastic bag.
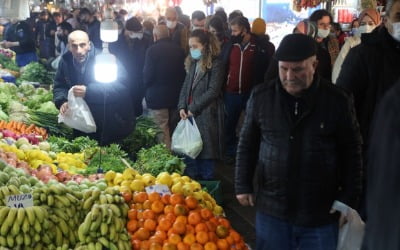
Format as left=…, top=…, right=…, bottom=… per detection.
left=173, top=29, right=225, bottom=181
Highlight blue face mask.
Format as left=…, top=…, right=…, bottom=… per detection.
left=190, top=49, right=202, bottom=60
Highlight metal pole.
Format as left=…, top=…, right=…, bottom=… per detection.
left=259, top=0, right=262, bottom=17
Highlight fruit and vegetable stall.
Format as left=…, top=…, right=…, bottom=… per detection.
left=0, top=49, right=249, bottom=249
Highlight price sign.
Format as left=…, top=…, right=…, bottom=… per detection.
left=145, top=184, right=171, bottom=196
left=6, top=193, right=33, bottom=208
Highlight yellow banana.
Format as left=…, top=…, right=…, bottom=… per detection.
left=16, top=208, right=25, bottom=225
left=83, top=197, right=95, bottom=210
left=55, top=225, right=63, bottom=247
left=55, top=195, right=71, bottom=207
left=32, top=206, right=45, bottom=223
left=34, top=219, right=42, bottom=233
left=0, top=206, right=10, bottom=224
left=22, top=216, right=30, bottom=233
left=23, top=234, right=31, bottom=246
left=6, top=235, right=14, bottom=248
left=25, top=206, right=35, bottom=226
left=99, top=194, right=107, bottom=204
left=108, top=204, right=121, bottom=217
left=59, top=219, right=69, bottom=236
left=100, top=222, right=108, bottom=236
left=47, top=195, right=55, bottom=206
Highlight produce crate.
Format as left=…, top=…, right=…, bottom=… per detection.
left=199, top=180, right=223, bottom=205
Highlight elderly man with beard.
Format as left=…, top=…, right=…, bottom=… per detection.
left=53, top=30, right=136, bottom=145
left=235, top=34, right=362, bottom=250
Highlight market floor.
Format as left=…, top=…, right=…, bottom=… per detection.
left=215, top=161, right=256, bottom=248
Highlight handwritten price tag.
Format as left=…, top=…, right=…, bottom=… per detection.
left=145, top=184, right=171, bottom=196
left=6, top=194, right=33, bottom=208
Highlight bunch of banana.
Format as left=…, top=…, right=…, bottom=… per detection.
left=81, top=186, right=129, bottom=219
left=77, top=204, right=131, bottom=250
left=0, top=206, right=50, bottom=249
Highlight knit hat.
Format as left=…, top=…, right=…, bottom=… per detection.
left=294, top=19, right=317, bottom=39
left=275, top=33, right=317, bottom=62
left=125, top=17, right=142, bottom=32
left=358, top=8, right=381, bottom=25
left=252, top=18, right=266, bottom=35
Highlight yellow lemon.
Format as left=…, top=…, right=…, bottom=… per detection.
left=130, top=179, right=145, bottom=192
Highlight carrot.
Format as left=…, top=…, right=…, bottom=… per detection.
left=0, top=120, right=5, bottom=128
left=16, top=122, right=23, bottom=131
left=26, top=124, right=35, bottom=132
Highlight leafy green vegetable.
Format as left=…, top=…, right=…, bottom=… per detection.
left=28, top=111, right=72, bottom=138
left=121, top=116, right=161, bottom=160
left=17, top=62, right=52, bottom=85
left=85, top=144, right=132, bottom=174
left=134, top=144, right=185, bottom=176
left=0, top=108, right=8, bottom=121
left=48, top=136, right=98, bottom=153
left=37, top=101, right=58, bottom=114
left=0, top=54, right=19, bottom=71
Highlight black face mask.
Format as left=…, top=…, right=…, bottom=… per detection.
left=231, top=32, right=244, bottom=44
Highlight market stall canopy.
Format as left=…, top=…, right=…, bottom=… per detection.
left=0, top=0, right=30, bottom=20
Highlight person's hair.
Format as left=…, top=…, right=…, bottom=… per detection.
left=59, top=21, right=73, bottom=33
left=309, top=9, right=333, bottom=24
left=229, top=16, right=251, bottom=33
left=191, top=10, right=206, bottom=21
left=215, top=9, right=227, bottom=24
left=208, top=15, right=224, bottom=33
left=332, top=22, right=342, bottom=32
left=119, top=9, right=128, bottom=16
left=185, top=29, right=220, bottom=72
left=385, top=0, right=400, bottom=16
left=350, top=18, right=359, bottom=28
left=153, top=25, right=169, bottom=39
left=53, top=12, right=61, bottom=18
left=143, top=20, right=155, bottom=33
left=40, top=10, right=48, bottom=17
left=228, top=11, right=243, bottom=23
left=175, top=6, right=184, bottom=16
left=79, top=8, right=92, bottom=16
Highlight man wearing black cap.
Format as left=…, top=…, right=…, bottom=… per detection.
left=235, top=34, right=362, bottom=250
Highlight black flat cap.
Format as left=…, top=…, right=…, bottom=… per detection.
left=275, top=33, right=317, bottom=61
left=125, top=17, right=142, bottom=32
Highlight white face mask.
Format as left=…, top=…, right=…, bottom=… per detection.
left=391, top=22, right=400, bottom=42
left=166, top=20, right=177, bottom=29
left=358, top=24, right=376, bottom=34
left=317, top=28, right=330, bottom=38
left=129, top=32, right=143, bottom=40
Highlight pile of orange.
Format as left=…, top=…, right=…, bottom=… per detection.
left=126, top=192, right=248, bottom=250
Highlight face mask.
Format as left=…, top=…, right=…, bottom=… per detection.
left=190, top=48, right=202, bottom=60
left=231, top=32, right=244, bottom=44
left=358, top=24, right=376, bottom=34
left=129, top=32, right=143, bottom=40
left=390, top=22, right=400, bottom=42
left=166, top=20, right=177, bottom=29
left=317, top=28, right=330, bottom=38
left=351, top=28, right=359, bottom=36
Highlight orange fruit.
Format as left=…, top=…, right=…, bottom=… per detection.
left=168, top=233, right=182, bottom=245
left=195, top=223, right=208, bottom=233
left=158, top=218, right=173, bottom=231
left=183, top=233, right=196, bottom=245
left=134, top=192, right=148, bottom=203
left=128, top=209, right=138, bottom=220
left=172, top=221, right=186, bottom=235
left=163, top=242, right=178, bottom=250
left=188, top=211, right=202, bottom=225
left=143, top=200, right=153, bottom=210
left=208, top=232, right=218, bottom=242
left=218, top=218, right=231, bottom=229
left=132, top=239, right=141, bottom=249
left=143, top=209, right=156, bottom=220
left=155, top=230, right=168, bottom=241
left=121, top=191, right=132, bottom=203
left=140, top=240, right=151, bottom=249
left=135, top=227, right=151, bottom=240
left=149, top=235, right=164, bottom=244
left=135, top=203, right=144, bottom=210
left=175, top=215, right=188, bottom=224
left=225, top=235, right=234, bottom=245
left=161, top=194, right=171, bottom=204
left=165, top=212, right=177, bottom=223
left=186, top=224, right=195, bottom=234
left=200, top=208, right=213, bottom=220
left=177, top=242, right=190, bottom=250
left=205, top=221, right=216, bottom=232
left=127, top=219, right=138, bottom=232
left=170, top=194, right=185, bottom=205
left=164, top=205, right=174, bottom=214
left=195, top=231, right=209, bottom=244
left=185, top=196, right=199, bottom=209
left=144, top=219, right=157, bottom=231
left=150, top=242, right=163, bottom=250
left=190, top=243, right=204, bottom=250
left=230, top=229, right=241, bottom=243
left=216, top=239, right=229, bottom=249
left=149, top=192, right=162, bottom=202
left=204, top=242, right=217, bottom=250
left=215, top=225, right=229, bottom=238
left=152, top=200, right=165, bottom=214
left=174, top=204, right=188, bottom=216
left=137, top=211, right=144, bottom=220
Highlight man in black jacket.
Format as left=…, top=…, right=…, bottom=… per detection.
left=143, top=25, right=186, bottom=149
left=53, top=30, right=135, bottom=145
left=78, top=8, right=102, bottom=50
left=235, top=34, right=362, bottom=250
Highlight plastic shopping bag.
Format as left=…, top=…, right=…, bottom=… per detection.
left=58, top=88, right=97, bottom=133
left=171, top=117, right=203, bottom=159
left=333, top=201, right=365, bottom=250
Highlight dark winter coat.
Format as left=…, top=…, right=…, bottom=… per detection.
left=336, top=26, right=400, bottom=149
left=170, top=22, right=189, bottom=54
left=143, top=38, right=186, bottom=109
left=84, top=18, right=102, bottom=50
left=5, top=21, right=36, bottom=54
left=53, top=46, right=135, bottom=145
left=235, top=76, right=362, bottom=227
left=178, top=59, right=225, bottom=160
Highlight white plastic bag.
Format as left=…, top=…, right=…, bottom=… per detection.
left=58, top=88, right=97, bottom=133
left=333, top=201, right=365, bottom=250
left=171, top=117, right=203, bottom=159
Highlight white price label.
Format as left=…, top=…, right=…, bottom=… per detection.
left=6, top=193, right=33, bottom=208
left=145, top=184, right=171, bottom=196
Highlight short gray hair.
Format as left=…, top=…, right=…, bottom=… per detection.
left=386, top=0, right=400, bottom=16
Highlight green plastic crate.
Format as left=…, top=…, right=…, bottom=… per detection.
left=199, top=180, right=222, bottom=205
